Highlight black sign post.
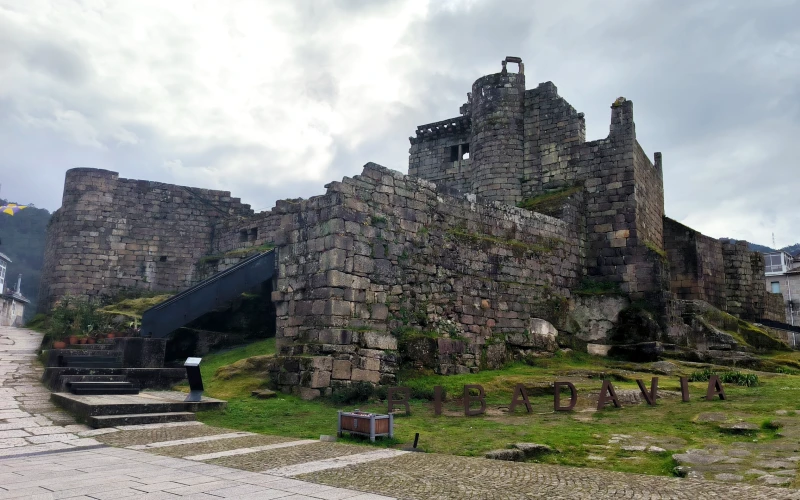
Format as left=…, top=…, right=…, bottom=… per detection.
left=184, top=357, right=204, bottom=402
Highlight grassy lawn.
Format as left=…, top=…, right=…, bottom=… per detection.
left=188, top=340, right=800, bottom=477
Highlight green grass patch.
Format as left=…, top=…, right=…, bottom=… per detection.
left=189, top=339, right=800, bottom=479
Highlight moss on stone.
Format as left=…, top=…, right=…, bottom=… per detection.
left=446, top=228, right=558, bottom=258
left=199, top=242, right=275, bottom=264
left=643, top=240, right=667, bottom=261
left=98, top=294, right=173, bottom=320
left=517, top=186, right=582, bottom=217
left=573, top=277, right=623, bottom=296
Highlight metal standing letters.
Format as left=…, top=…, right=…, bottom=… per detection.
left=554, top=381, right=578, bottom=411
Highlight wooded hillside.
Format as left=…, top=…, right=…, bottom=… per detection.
left=0, top=198, right=51, bottom=320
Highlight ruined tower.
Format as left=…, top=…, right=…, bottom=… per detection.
left=469, top=57, right=526, bottom=205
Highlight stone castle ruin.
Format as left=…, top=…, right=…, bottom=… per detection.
left=39, top=57, right=787, bottom=399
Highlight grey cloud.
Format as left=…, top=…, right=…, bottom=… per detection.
left=2, top=0, right=798, bottom=248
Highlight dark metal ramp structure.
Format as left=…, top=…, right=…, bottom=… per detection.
left=141, top=250, right=276, bottom=338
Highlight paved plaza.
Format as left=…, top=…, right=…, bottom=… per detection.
left=2, top=325, right=800, bottom=499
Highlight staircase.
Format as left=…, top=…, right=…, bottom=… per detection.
left=43, top=338, right=217, bottom=428
left=45, top=340, right=141, bottom=395
left=141, top=249, right=275, bottom=338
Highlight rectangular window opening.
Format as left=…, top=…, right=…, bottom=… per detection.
left=248, top=227, right=258, bottom=241
left=239, top=229, right=248, bottom=242
left=771, top=282, right=781, bottom=294
left=449, top=143, right=470, bottom=162
left=159, top=256, right=167, bottom=262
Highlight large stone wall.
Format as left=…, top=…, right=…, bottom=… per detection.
left=470, top=71, right=525, bottom=205
left=763, top=292, right=786, bottom=323
left=663, top=217, right=726, bottom=309
left=408, top=116, right=472, bottom=194
left=265, top=162, right=582, bottom=397
left=521, top=81, right=586, bottom=197
left=39, top=168, right=253, bottom=308
left=724, top=241, right=767, bottom=321
left=408, top=68, right=667, bottom=298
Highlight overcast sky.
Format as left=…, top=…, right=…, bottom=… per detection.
left=1, top=0, right=798, bottom=247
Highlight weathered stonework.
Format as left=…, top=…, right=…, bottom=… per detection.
left=39, top=56, right=791, bottom=398
left=39, top=168, right=253, bottom=309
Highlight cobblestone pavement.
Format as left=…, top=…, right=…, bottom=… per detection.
left=0, top=326, right=395, bottom=499
left=299, top=451, right=800, bottom=500
left=3, top=325, right=800, bottom=499
left=0, top=327, right=101, bottom=455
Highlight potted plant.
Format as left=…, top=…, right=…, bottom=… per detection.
left=53, top=339, right=67, bottom=349
left=68, top=334, right=79, bottom=345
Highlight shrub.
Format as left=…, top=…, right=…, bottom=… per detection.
left=688, top=368, right=715, bottom=382
left=719, top=371, right=759, bottom=387
left=329, top=382, right=375, bottom=405
left=47, top=295, right=108, bottom=339
left=688, top=368, right=758, bottom=387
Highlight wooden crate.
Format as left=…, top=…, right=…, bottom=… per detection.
left=338, top=410, right=394, bottom=442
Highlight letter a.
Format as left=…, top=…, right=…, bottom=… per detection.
left=636, top=377, right=658, bottom=406
left=597, top=380, right=622, bottom=410
left=705, top=375, right=726, bottom=401
left=463, top=384, right=486, bottom=416
left=509, top=384, right=532, bottom=413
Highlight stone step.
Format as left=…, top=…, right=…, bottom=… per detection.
left=71, top=386, right=141, bottom=395
left=55, top=375, right=129, bottom=392
left=87, top=412, right=196, bottom=428
left=66, top=343, right=118, bottom=350
left=42, top=367, right=187, bottom=391
left=44, top=349, right=123, bottom=367
left=58, top=355, right=123, bottom=368
left=68, top=381, right=140, bottom=396
left=51, top=391, right=227, bottom=417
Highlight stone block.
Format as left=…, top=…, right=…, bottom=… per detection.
left=587, top=344, right=612, bottom=356
left=353, top=255, right=375, bottom=274
left=332, top=360, right=352, bottom=380
left=371, top=303, right=389, bottom=321
left=351, top=368, right=381, bottom=383
left=485, top=449, right=525, bottom=461
left=299, top=387, right=321, bottom=400
left=311, top=356, right=333, bottom=371
left=319, top=248, right=347, bottom=271
left=360, top=331, right=397, bottom=350
left=310, top=370, right=331, bottom=389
